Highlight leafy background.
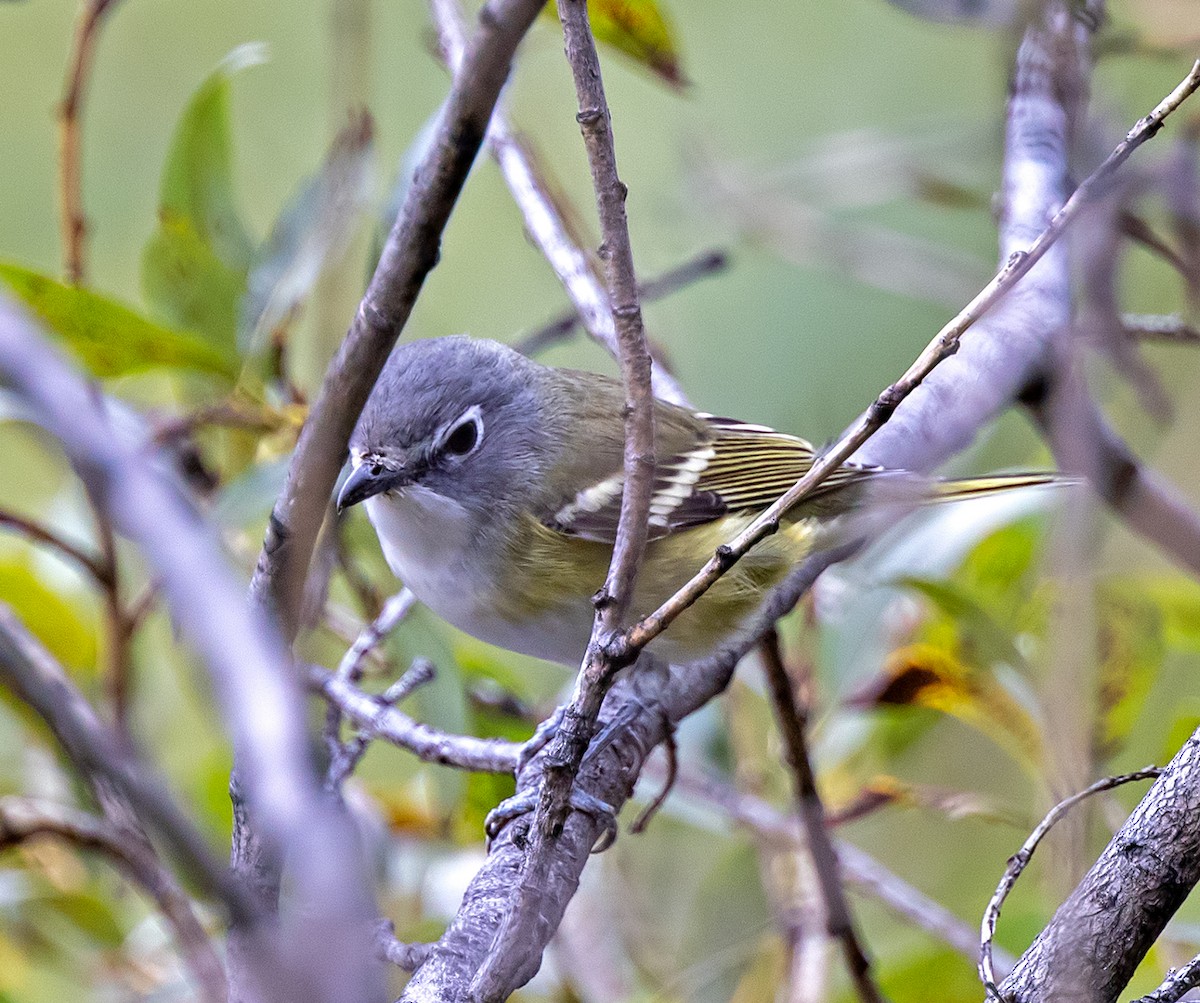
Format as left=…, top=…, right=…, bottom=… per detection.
left=1, top=0, right=1199, bottom=1000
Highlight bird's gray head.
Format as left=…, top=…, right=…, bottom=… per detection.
left=338, top=336, right=550, bottom=518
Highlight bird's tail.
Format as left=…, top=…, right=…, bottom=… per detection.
left=931, top=473, right=1068, bottom=501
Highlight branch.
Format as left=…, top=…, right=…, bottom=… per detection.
left=0, top=507, right=108, bottom=583
left=760, top=630, right=886, bottom=1003
left=428, top=0, right=691, bottom=406
left=619, top=57, right=1200, bottom=660
left=0, top=296, right=381, bottom=1003
left=58, top=0, right=123, bottom=284
left=1123, top=313, right=1200, bottom=344
left=1133, top=954, right=1200, bottom=1003
left=668, top=767, right=1009, bottom=974
left=515, top=249, right=728, bottom=360
left=1025, top=362, right=1200, bottom=578
left=0, top=795, right=226, bottom=1003
left=980, top=766, right=1162, bottom=998
left=307, top=663, right=520, bottom=774
left=470, top=1, right=659, bottom=992
left=995, top=748, right=1193, bottom=1003
left=323, top=588, right=417, bottom=786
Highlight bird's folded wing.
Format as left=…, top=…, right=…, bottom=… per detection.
left=542, top=414, right=877, bottom=543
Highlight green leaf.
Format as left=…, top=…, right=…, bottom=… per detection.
left=142, top=44, right=263, bottom=351
left=543, top=0, right=686, bottom=88
left=0, top=559, right=96, bottom=675
left=156, top=44, right=261, bottom=271
left=142, top=215, right=247, bottom=351
left=901, top=575, right=1029, bottom=674
left=0, top=262, right=235, bottom=381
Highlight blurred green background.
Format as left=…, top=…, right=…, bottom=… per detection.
left=2, top=0, right=1200, bottom=1000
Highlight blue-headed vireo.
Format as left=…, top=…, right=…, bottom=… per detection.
left=337, top=336, right=1053, bottom=665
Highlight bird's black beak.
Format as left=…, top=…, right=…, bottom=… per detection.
left=337, top=462, right=410, bottom=513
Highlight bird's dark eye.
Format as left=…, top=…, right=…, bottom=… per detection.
left=443, top=418, right=479, bottom=456
left=370, top=462, right=385, bottom=476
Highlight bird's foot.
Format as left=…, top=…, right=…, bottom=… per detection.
left=484, top=784, right=617, bottom=853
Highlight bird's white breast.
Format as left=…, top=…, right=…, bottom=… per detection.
left=363, top=488, right=589, bottom=665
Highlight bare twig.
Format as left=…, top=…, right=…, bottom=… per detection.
left=325, top=658, right=436, bottom=788
left=0, top=507, right=108, bottom=583
left=428, top=0, right=690, bottom=406
left=323, top=588, right=418, bottom=786
left=59, top=0, right=123, bottom=284
left=1123, top=313, right=1200, bottom=344
left=1133, top=953, right=1200, bottom=1003
left=471, top=2, right=659, bottom=993
left=760, top=630, right=886, bottom=1003
left=515, top=248, right=728, bottom=361
left=981, top=766, right=1163, bottom=1000
left=307, top=662, right=520, bottom=774
left=0, top=796, right=226, bottom=1003
left=620, top=59, right=1200, bottom=660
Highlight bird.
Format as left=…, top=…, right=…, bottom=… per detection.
left=337, top=335, right=1055, bottom=667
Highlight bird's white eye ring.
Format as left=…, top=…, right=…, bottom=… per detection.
left=440, top=406, right=483, bottom=457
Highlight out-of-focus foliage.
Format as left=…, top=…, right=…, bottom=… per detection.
left=0, top=0, right=1198, bottom=1000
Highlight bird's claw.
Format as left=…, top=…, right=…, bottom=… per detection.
left=484, top=785, right=618, bottom=853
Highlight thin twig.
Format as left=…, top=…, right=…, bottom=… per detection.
left=324, top=588, right=418, bottom=786
left=1133, top=953, right=1200, bottom=1003
left=979, top=766, right=1163, bottom=1000
left=85, top=486, right=133, bottom=730
left=760, top=629, right=887, bottom=1003
left=58, top=0, right=123, bottom=284
left=1123, top=313, right=1200, bottom=344
left=0, top=796, right=226, bottom=1003
left=620, top=59, right=1200, bottom=661
left=374, top=919, right=435, bottom=972
left=0, top=508, right=108, bottom=583
left=325, top=658, right=436, bottom=788
left=515, top=249, right=728, bottom=361
left=307, top=662, right=520, bottom=774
